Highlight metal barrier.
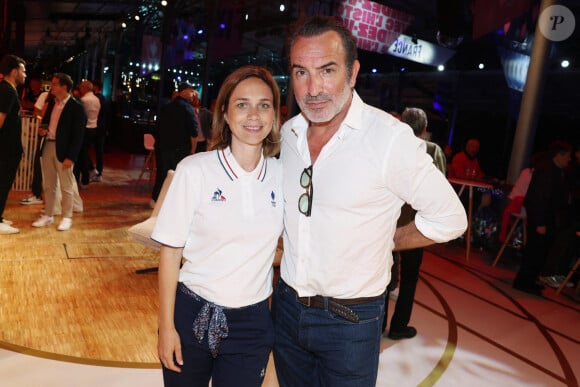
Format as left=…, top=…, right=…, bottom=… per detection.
left=13, top=115, right=41, bottom=191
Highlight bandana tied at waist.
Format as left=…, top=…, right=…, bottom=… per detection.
left=178, top=283, right=229, bottom=358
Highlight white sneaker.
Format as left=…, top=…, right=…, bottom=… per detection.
left=20, top=195, right=43, bottom=205
left=32, top=215, right=54, bottom=228
left=389, top=288, right=399, bottom=301
left=0, top=222, right=19, bottom=234
left=57, top=217, right=72, bottom=231
left=1, top=219, right=13, bottom=225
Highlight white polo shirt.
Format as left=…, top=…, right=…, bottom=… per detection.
left=152, top=147, right=283, bottom=308
left=280, top=91, right=467, bottom=299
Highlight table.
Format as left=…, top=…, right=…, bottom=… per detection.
left=448, top=177, right=494, bottom=261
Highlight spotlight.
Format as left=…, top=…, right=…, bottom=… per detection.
left=561, top=59, right=570, bottom=68
left=134, top=15, right=140, bottom=21
left=478, top=63, right=485, bottom=70
left=437, top=65, right=445, bottom=71
left=121, top=22, right=127, bottom=29
left=280, top=4, right=286, bottom=12
left=161, top=0, right=168, bottom=6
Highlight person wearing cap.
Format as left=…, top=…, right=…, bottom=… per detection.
left=151, top=82, right=199, bottom=205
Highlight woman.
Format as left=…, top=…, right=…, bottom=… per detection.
left=152, top=65, right=282, bottom=387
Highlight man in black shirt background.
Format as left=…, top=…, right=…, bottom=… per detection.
left=150, top=82, right=198, bottom=206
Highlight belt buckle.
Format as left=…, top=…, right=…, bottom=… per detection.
left=298, top=296, right=311, bottom=307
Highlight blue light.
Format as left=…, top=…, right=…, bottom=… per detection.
left=219, top=23, right=226, bottom=29
left=183, top=35, right=189, bottom=40
left=371, top=68, right=377, bottom=73
left=400, top=67, right=406, bottom=72
left=197, top=29, right=204, bottom=35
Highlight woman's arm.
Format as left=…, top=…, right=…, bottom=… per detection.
left=158, top=245, right=184, bottom=372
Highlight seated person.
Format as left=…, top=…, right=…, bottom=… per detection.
left=448, top=138, right=484, bottom=179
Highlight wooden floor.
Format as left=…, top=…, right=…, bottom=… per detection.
left=0, top=150, right=160, bottom=366
left=0, top=148, right=578, bottom=387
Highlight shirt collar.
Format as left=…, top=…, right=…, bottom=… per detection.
left=217, top=147, right=267, bottom=182
left=56, top=94, right=71, bottom=105
left=288, top=90, right=365, bottom=139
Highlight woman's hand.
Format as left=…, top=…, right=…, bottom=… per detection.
left=158, top=326, right=183, bottom=372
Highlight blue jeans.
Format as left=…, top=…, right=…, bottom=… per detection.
left=272, top=279, right=385, bottom=387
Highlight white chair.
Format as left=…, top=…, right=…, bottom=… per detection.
left=492, top=208, right=527, bottom=267
left=137, top=133, right=156, bottom=182
left=128, top=170, right=174, bottom=273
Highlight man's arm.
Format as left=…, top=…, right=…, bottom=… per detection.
left=393, top=221, right=434, bottom=251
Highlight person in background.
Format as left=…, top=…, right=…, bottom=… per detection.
left=448, top=138, right=484, bottom=179
left=273, top=16, right=467, bottom=386
left=75, top=80, right=101, bottom=188
left=90, top=79, right=109, bottom=182
left=150, top=82, right=198, bottom=208
left=191, top=89, right=213, bottom=153
left=20, top=77, right=42, bottom=114
left=382, top=107, right=447, bottom=340
left=0, top=54, right=27, bottom=235
left=153, top=65, right=282, bottom=387
left=20, top=90, right=52, bottom=206
left=20, top=91, right=84, bottom=214
left=498, top=154, right=543, bottom=243
left=32, top=73, right=86, bottom=231
left=513, top=141, right=573, bottom=296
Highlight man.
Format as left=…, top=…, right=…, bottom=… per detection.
left=191, top=89, right=213, bottom=153
left=0, top=54, right=27, bottom=235
left=448, top=138, right=484, bottom=179
left=32, top=73, right=86, bottom=231
left=513, top=141, right=573, bottom=296
left=75, top=80, right=100, bottom=188
left=273, top=17, right=467, bottom=386
left=150, top=82, right=198, bottom=205
left=20, top=77, right=42, bottom=114
left=382, top=107, right=447, bottom=340
left=91, top=79, right=108, bottom=182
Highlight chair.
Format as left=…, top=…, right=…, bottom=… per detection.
left=137, top=133, right=156, bottom=182
left=491, top=208, right=527, bottom=267
left=128, top=170, right=174, bottom=273
left=556, top=231, right=580, bottom=295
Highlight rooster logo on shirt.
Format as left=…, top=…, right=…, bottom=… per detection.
left=212, top=188, right=226, bottom=202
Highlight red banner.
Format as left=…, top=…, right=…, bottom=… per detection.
left=336, top=0, right=414, bottom=54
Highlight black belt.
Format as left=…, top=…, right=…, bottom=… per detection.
left=288, top=283, right=383, bottom=323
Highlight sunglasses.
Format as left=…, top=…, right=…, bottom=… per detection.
left=298, top=165, right=313, bottom=217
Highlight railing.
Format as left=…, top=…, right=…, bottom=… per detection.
left=13, top=115, right=41, bottom=191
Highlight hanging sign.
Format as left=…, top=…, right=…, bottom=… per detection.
left=388, top=34, right=455, bottom=67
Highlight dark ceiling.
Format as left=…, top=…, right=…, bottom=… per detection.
left=4, top=0, right=579, bottom=75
